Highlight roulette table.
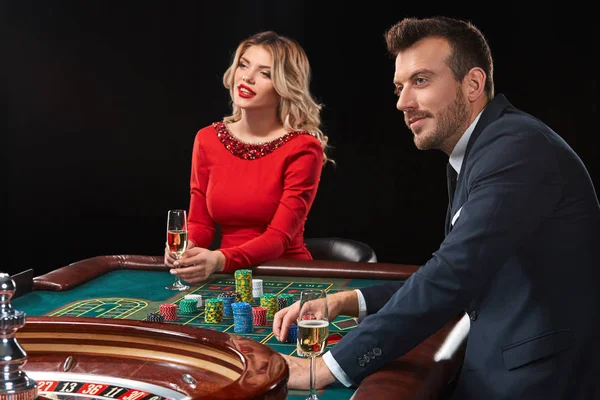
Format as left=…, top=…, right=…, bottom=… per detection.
left=10, top=255, right=468, bottom=400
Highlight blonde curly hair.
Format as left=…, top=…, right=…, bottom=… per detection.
left=222, top=31, right=332, bottom=164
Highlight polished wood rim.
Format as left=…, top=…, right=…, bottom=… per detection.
left=18, top=331, right=244, bottom=373
left=33, top=255, right=419, bottom=291
left=18, top=316, right=289, bottom=400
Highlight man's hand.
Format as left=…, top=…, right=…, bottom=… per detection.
left=282, top=354, right=336, bottom=389
left=273, top=290, right=360, bottom=342
left=273, top=299, right=301, bottom=342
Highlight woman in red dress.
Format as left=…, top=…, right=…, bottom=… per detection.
left=165, top=31, right=330, bottom=283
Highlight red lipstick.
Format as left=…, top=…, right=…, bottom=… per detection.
left=238, top=84, right=256, bottom=98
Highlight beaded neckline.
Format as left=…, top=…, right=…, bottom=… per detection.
left=213, top=121, right=314, bottom=160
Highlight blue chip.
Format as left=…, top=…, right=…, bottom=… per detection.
left=286, top=325, right=298, bottom=343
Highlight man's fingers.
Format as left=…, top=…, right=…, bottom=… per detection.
left=281, top=311, right=295, bottom=340
left=279, top=301, right=300, bottom=340
left=280, top=313, right=289, bottom=338
left=273, top=308, right=288, bottom=341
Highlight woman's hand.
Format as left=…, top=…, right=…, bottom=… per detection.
left=170, top=247, right=225, bottom=283
left=164, top=241, right=196, bottom=267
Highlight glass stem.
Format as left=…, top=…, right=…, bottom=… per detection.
left=309, top=355, right=317, bottom=399
left=174, top=256, right=182, bottom=287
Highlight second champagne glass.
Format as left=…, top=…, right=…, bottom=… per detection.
left=165, top=209, right=190, bottom=291
left=297, top=289, right=329, bottom=400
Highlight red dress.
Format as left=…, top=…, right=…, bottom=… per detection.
left=187, top=121, right=324, bottom=272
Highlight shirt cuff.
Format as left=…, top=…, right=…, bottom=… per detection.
left=322, top=350, right=353, bottom=387
left=355, top=289, right=367, bottom=322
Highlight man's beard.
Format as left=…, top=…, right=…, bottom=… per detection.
left=411, top=88, right=469, bottom=151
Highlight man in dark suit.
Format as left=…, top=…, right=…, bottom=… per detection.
left=273, top=16, right=600, bottom=399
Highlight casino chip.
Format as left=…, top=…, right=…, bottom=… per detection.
left=218, top=291, right=237, bottom=317
left=159, top=303, right=178, bottom=321
left=279, top=293, right=295, bottom=307
left=277, top=296, right=287, bottom=311
left=184, top=294, right=203, bottom=309
left=178, top=298, right=198, bottom=314
left=235, top=269, right=253, bottom=303
left=286, top=325, right=298, bottom=344
left=146, top=311, right=165, bottom=322
left=252, top=279, right=264, bottom=298
left=204, top=298, right=224, bottom=323
left=231, top=302, right=253, bottom=333
left=252, top=306, right=267, bottom=326
left=260, top=294, right=277, bottom=319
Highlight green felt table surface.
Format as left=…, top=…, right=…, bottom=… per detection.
left=14, top=269, right=396, bottom=400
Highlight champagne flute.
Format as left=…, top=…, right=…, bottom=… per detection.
left=297, top=289, right=329, bottom=400
left=165, top=209, right=190, bottom=291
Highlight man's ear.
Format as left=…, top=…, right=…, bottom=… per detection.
left=464, top=67, right=486, bottom=102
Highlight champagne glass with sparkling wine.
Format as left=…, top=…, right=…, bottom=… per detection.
left=297, top=289, right=329, bottom=400
left=165, top=209, right=190, bottom=291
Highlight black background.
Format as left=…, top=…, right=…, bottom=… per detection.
left=3, top=2, right=598, bottom=276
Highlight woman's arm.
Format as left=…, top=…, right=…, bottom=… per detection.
left=187, top=130, right=217, bottom=248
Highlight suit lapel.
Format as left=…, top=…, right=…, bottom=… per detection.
left=444, top=94, right=514, bottom=237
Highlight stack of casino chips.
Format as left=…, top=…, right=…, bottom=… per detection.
left=276, top=296, right=287, bottom=311
left=252, top=279, right=263, bottom=299
left=235, top=270, right=253, bottom=303
left=178, top=298, right=198, bottom=314
left=278, top=293, right=295, bottom=309
left=184, top=294, right=202, bottom=309
left=286, top=325, right=298, bottom=344
left=159, top=303, right=178, bottom=321
left=252, top=306, right=267, bottom=326
left=204, top=298, right=224, bottom=323
left=260, top=293, right=278, bottom=319
left=231, top=302, right=253, bottom=333
left=218, top=291, right=237, bottom=317
left=146, top=311, right=165, bottom=322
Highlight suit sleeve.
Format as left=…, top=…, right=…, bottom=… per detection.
left=330, top=123, right=562, bottom=384
left=220, top=138, right=324, bottom=272
left=360, top=282, right=406, bottom=315
left=187, top=131, right=216, bottom=248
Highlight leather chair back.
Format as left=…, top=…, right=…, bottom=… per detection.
left=305, top=237, right=378, bottom=263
